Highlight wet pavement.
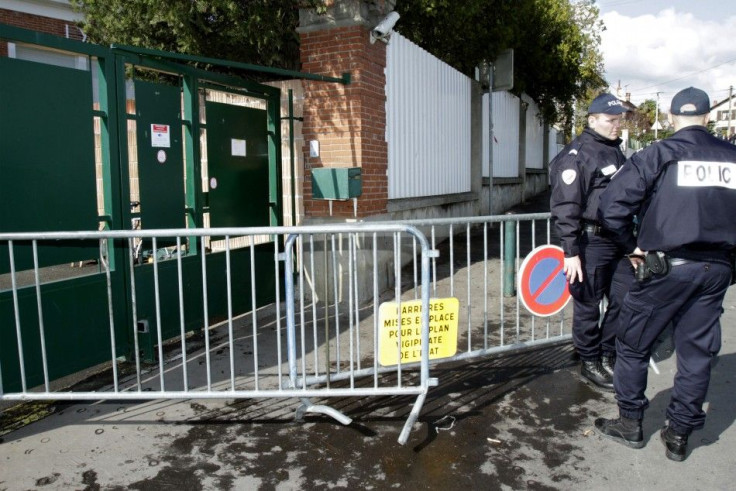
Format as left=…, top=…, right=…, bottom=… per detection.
left=3, top=328, right=736, bottom=490
left=3, top=192, right=736, bottom=489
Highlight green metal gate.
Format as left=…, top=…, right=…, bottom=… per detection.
left=0, top=24, right=337, bottom=391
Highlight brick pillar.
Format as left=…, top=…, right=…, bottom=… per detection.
left=298, top=1, right=393, bottom=219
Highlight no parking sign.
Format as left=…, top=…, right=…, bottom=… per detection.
left=518, top=245, right=570, bottom=317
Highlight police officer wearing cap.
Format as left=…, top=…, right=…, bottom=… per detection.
left=550, top=93, right=634, bottom=391
left=594, top=87, right=736, bottom=461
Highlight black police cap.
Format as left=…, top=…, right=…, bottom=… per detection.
left=588, top=93, right=629, bottom=115
left=670, top=87, right=710, bottom=116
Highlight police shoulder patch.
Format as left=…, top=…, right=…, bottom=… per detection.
left=561, top=169, right=577, bottom=185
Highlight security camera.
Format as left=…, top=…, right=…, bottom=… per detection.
left=370, top=11, right=400, bottom=44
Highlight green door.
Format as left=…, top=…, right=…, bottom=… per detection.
left=205, top=102, right=270, bottom=228
left=134, top=80, right=186, bottom=236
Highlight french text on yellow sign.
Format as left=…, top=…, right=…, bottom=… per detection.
left=378, top=297, right=459, bottom=366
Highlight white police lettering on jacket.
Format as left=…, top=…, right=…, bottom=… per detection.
left=599, top=126, right=736, bottom=254
left=677, top=161, right=736, bottom=189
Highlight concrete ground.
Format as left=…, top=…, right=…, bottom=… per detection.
left=2, top=316, right=736, bottom=490
left=2, top=192, right=736, bottom=490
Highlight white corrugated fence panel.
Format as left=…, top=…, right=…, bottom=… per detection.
left=524, top=95, right=544, bottom=169
left=386, top=33, right=471, bottom=199
left=482, top=92, right=488, bottom=177
left=548, top=127, right=562, bottom=163
left=485, top=91, right=520, bottom=178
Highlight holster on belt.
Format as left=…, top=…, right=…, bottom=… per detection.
left=635, top=251, right=670, bottom=282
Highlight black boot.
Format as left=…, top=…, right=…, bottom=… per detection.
left=660, top=425, right=689, bottom=461
left=601, top=354, right=615, bottom=378
left=594, top=416, right=644, bottom=449
left=581, top=360, right=614, bottom=391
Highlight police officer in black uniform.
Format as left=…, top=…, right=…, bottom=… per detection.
left=594, top=87, right=736, bottom=461
left=550, top=93, right=634, bottom=391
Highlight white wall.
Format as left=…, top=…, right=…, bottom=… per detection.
left=385, top=33, right=555, bottom=200
left=548, top=127, right=562, bottom=163
left=523, top=94, right=544, bottom=170
left=482, top=91, right=521, bottom=178
left=385, top=33, right=472, bottom=199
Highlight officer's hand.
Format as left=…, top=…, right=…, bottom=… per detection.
left=628, top=247, right=646, bottom=269
left=564, top=256, right=583, bottom=284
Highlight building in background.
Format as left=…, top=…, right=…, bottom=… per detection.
left=710, top=93, right=736, bottom=140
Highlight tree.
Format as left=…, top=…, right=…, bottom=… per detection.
left=394, top=0, right=606, bottom=127
left=72, top=0, right=606, bottom=125
left=70, top=0, right=325, bottom=73
left=623, top=99, right=672, bottom=144
left=624, top=100, right=654, bottom=141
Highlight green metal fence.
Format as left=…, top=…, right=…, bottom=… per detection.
left=0, top=23, right=346, bottom=390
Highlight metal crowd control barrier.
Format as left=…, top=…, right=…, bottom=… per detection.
left=0, top=224, right=435, bottom=445
left=1, top=214, right=569, bottom=444
left=281, top=227, right=438, bottom=444
left=379, top=212, right=573, bottom=365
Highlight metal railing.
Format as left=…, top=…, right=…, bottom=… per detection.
left=1, top=213, right=570, bottom=444
left=379, top=212, right=572, bottom=365
left=0, top=224, right=435, bottom=444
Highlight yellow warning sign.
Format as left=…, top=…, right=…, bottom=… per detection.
left=378, top=297, right=459, bottom=366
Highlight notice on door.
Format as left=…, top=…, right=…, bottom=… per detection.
left=151, top=124, right=170, bottom=148
left=378, top=297, right=459, bottom=366
left=231, top=138, right=246, bottom=157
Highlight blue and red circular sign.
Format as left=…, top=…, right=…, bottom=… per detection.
left=518, top=245, right=570, bottom=317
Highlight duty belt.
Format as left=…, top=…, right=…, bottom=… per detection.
left=668, top=257, right=696, bottom=267
left=636, top=254, right=712, bottom=282
left=582, top=223, right=603, bottom=235
left=668, top=257, right=729, bottom=267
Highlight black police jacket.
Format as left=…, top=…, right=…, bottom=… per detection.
left=549, top=128, right=626, bottom=257
left=599, top=126, right=736, bottom=256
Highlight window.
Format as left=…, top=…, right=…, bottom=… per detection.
left=8, top=42, right=88, bottom=70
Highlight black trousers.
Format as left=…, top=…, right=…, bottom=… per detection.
left=614, top=260, right=731, bottom=433
left=569, top=233, right=633, bottom=360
